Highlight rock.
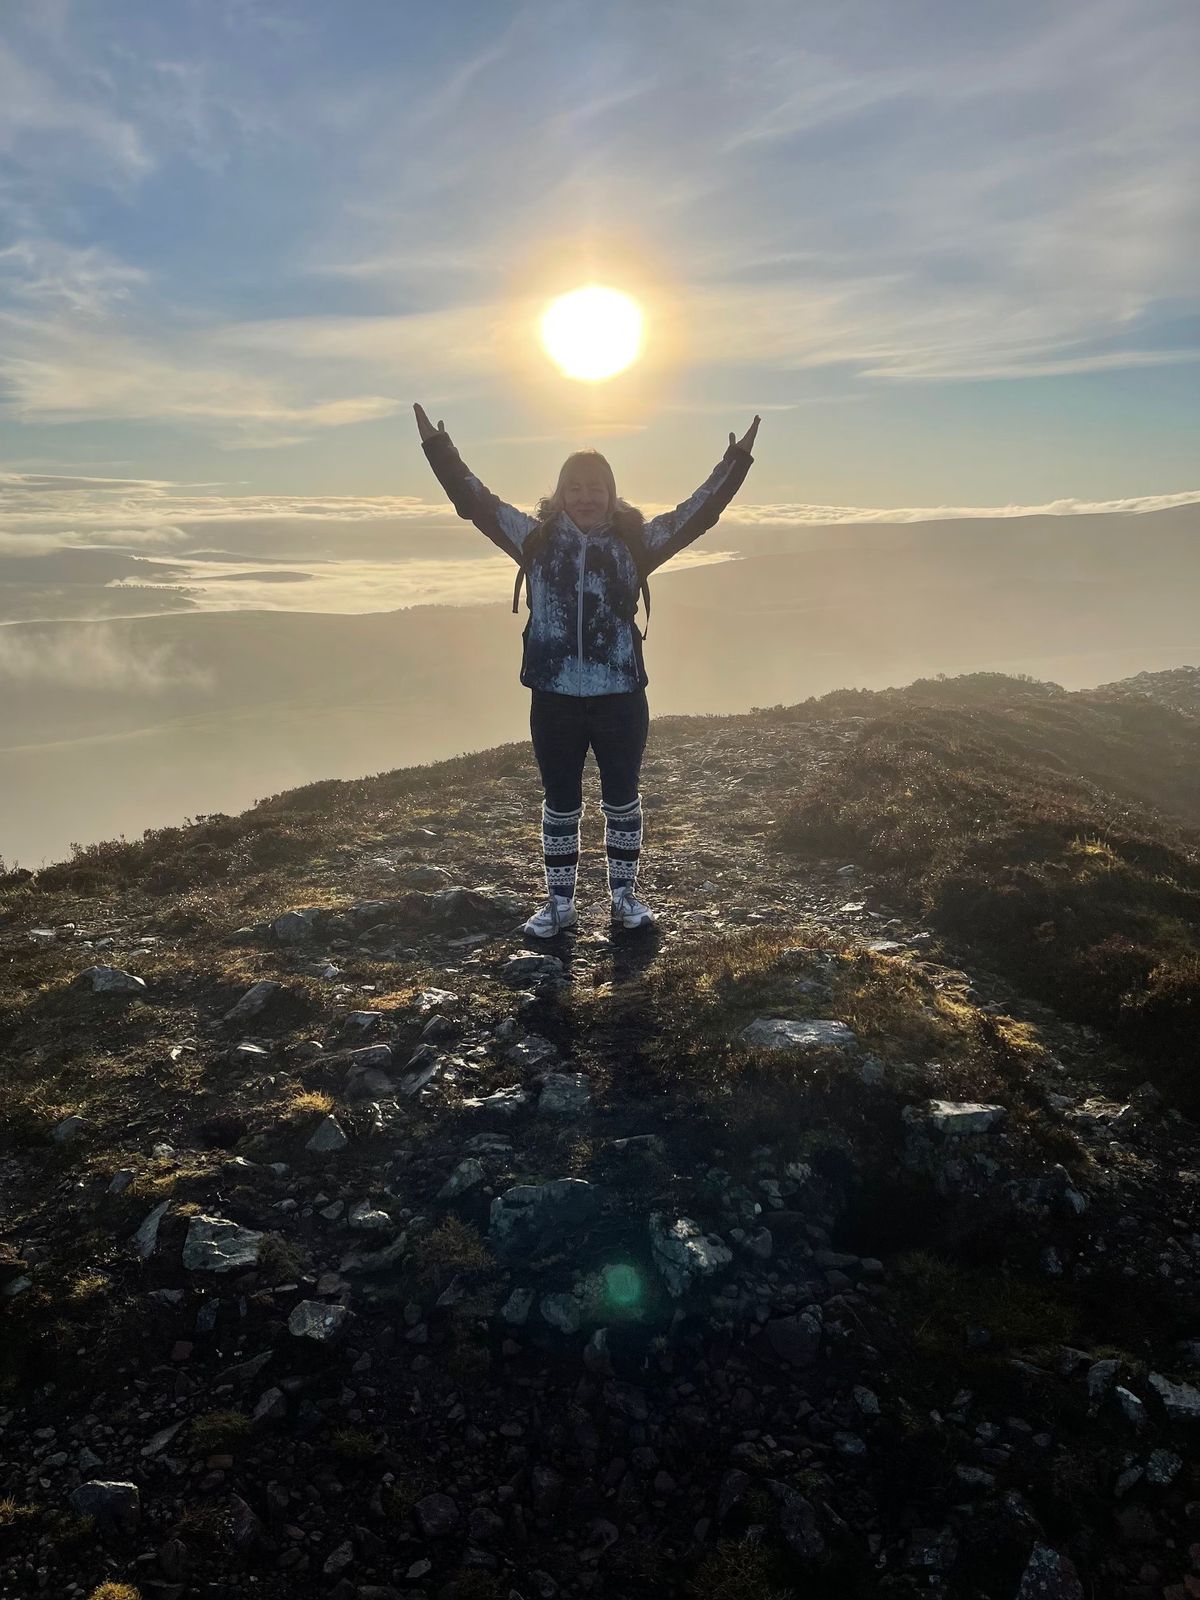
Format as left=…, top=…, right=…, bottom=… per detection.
left=227, top=1491, right=263, bottom=1551
left=69, top=1479, right=141, bottom=1535
left=740, top=1017, right=857, bottom=1051
left=51, top=1114, right=92, bottom=1142
left=131, top=1201, right=170, bottom=1260
left=717, top=1469, right=750, bottom=1520
left=648, top=1213, right=733, bottom=1297
left=461, top=1132, right=514, bottom=1155
left=216, top=1350, right=274, bottom=1384
left=1014, top=1541, right=1084, bottom=1599
left=1087, top=1357, right=1121, bottom=1403
left=416, top=987, right=458, bottom=1010
left=582, top=1327, right=613, bottom=1376
left=540, top=1292, right=582, bottom=1333
left=339, top=1233, right=409, bottom=1275
left=397, top=865, right=454, bottom=891
left=429, top=885, right=525, bottom=923
left=343, top=1009, right=383, bottom=1035
left=902, top=1525, right=961, bottom=1573
left=461, top=1086, right=534, bottom=1118
left=502, top=953, right=564, bottom=981
left=768, top=1481, right=825, bottom=1558
left=902, top=1099, right=1007, bottom=1135
left=501, top=1287, right=535, bottom=1326
left=760, top=1307, right=823, bottom=1367
left=306, top=1115, right=349, bottom=1153
left=610, top=1134, right=666, bottom=1156
left=1144, top=1448, right=1182, bottom=1485
left=508, top=1033, right=560, bottom=1070
left=1114, top=1385, right=1148, bottom=1427
left=740, top=1226, right=773, bottom=1260
left=469, top=1507, right=505, bottom=1544
left=250, top=1386, right=286, bottom=1425
left=437, top=1158, right=485, bottom=1200
left=107, top=1168, right=136, bottom=1194
left=223, top=980, right=281, bottom=1023
left=413, top=1492, right=460, bottom=1537
left=182, top=1214, right=265, bottom=1272
left=1147, top=1371, right=1200, bottom=1421
left=229, top=1040, right=270, bottom=1066
left=323, top=1538, right=354, bottom=1577
left=273, top=909, right=319, bottom=942
left=603, top=1379, right=649, bottom=1421
left=344, top=1061, right=395, bottom=1102
left=398, top=1044, right=441, bottom=1097
left=73, top=964, right=147, bottom=994
left=346, top=1042, right=394, bottom=1070
left=347, top=1200, right=393, bottom=1231
left=489, top=1179, right=602, bottom=1258
left=287, top=1300, right=353, bottom=1344
left=538, top=1072, right=591, bottom=1116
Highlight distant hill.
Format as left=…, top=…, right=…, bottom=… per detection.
left=1097, top=664, right=1200, bottom=720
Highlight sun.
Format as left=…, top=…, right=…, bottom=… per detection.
left=539, top=285, right=644, bottom=381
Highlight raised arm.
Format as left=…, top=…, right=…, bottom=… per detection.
left=641, top=415, right=760, bottom=574
left=414, top=402, right=537, bottom=563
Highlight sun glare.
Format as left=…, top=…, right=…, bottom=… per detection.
left=539, top=285, right=644, bottom=381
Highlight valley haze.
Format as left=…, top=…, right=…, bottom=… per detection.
left=2, top=499, right=1198, bottom=871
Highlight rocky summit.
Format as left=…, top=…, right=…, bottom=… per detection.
left=1, top=672, right=1198, bottom=1600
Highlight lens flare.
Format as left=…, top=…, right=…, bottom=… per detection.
left=540, top=285, right=644, bottom=382
left=603, top=1262, right=643, bottom=1310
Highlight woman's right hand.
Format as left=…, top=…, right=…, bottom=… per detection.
left=413, top=402, right=448, bottom=443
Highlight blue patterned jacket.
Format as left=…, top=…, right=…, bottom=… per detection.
left=422, top=431, right=754, bottom=695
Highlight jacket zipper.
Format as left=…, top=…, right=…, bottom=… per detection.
left=576, top=533, right=589, bottom=691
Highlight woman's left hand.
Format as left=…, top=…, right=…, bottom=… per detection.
left=729, top=414, right=761, bottom=454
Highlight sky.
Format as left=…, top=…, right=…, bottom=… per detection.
left=1, top=0, right=1199, bottom=550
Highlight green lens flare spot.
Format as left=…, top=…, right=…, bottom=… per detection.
left=604, top=1263, right=642, bottom=1309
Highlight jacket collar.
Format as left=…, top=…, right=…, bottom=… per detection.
left=559, top=510, right=612, bottom=537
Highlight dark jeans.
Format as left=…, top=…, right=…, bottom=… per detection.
left=529, top=687, right=649, bottom=812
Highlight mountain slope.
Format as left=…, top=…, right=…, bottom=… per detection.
left=0, top=676, right=1197, bottom=1600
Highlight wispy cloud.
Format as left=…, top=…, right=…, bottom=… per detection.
left=4, top=470, right=1198, bottom=547
left=0, top=235, right=150, bottom=316
left=0, top=470, right=442, bottom=527
left=0, top=0, right=1196, bottom=483
left=0, top=308, right=403, bottom=446
left=0, top=36, right=152, bottom=187
left=0, top=624, right=214, bottom=693
left=720, top=490, right=1200, bottom=525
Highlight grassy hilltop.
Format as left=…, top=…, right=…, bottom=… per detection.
left=0, top=668, right=1198, bottom=1600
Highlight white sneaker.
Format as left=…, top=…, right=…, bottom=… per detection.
left=523, top=894, right=578, bottom=938
left=611, top=887, right=656, bottom=930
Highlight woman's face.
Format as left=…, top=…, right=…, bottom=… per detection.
left=561, top=467, right=610, bottom=532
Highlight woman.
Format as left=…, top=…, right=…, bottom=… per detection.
left=414, top=401, right=759, bottom=937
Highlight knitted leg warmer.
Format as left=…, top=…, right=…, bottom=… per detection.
left=541, top=800, right=583, bottom=901
left=600, top=794, right=643, bottom=895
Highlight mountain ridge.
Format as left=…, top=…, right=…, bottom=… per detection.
left=1, top=669, right=1198, bottom=1600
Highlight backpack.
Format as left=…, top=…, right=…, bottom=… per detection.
left=511, top=520, right=652, bottom=640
